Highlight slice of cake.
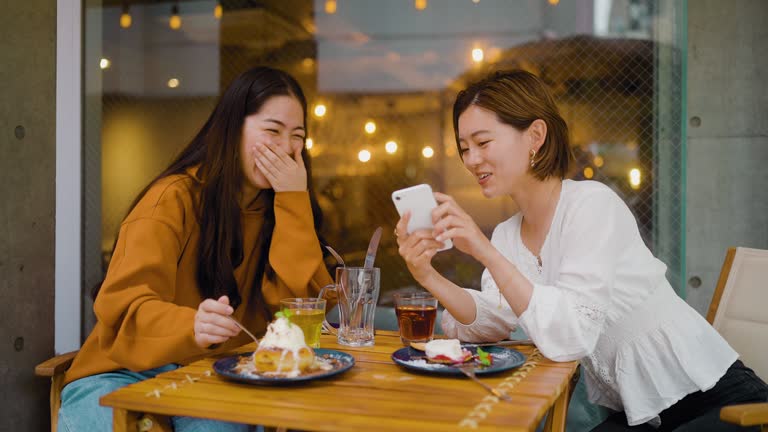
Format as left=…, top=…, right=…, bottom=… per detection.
left=252, top=315, right=314, bottom=376
left=424, top=339, right=472, bottom=364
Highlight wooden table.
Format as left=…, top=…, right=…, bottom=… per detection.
left=101, top=331, right=578, bottom=432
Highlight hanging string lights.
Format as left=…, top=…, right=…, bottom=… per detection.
left=471, top=47, right=484, bottom=63
left=169, top=2, right=182, bottom=30
left=120, top=2, right=132, bottom=28
left=325, top=0, right=337, bottom=14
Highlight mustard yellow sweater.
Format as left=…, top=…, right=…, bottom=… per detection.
left=64, top=171, right=332, bottom=385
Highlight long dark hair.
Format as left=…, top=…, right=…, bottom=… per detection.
left=96, top=67, right=325, bottom=318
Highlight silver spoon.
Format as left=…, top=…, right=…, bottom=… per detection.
left=322, top=245, right=346, bottom=333
left=325, top=245, right=346, bottom=267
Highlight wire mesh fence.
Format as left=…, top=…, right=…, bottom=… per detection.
left=87, top=0, right=684, bottom=309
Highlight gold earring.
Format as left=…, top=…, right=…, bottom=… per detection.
left=530, top=149, right=536, bottom=168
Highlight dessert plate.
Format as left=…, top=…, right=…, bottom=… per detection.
left=213, top=349, right=354, bottom=385
left=391, top=345, right=525, bottom=376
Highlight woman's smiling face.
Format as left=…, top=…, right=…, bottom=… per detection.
left=457, top=104, right=533, bottom=198
left=240, top=95, right=306, bottom=190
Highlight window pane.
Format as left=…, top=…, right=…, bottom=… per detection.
left=84, top=0, right=685, bottom=329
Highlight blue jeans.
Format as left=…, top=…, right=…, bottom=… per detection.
left=58, top=364, right=256, bottom=432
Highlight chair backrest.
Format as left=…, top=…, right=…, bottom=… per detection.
left=707, top=247, right=768, bottom=381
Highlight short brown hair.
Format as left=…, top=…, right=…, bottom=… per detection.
left=452, top=70, right=572, bottom=180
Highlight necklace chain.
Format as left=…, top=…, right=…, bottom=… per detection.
left=521, top=180, right=561, bottom=258
left=500, top=181, right=561, bottom=310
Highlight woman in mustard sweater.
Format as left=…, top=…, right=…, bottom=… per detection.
left=58, top=67, right=333, bottom=431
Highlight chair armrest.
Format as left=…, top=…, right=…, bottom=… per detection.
left=35, top=351, right=78, bottom=377
left=720, top=402, right=768, bottom=426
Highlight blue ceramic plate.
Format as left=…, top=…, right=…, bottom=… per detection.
left=213, top=349, right=354, bottom=385
left=391, top=345, right=525, bottom=376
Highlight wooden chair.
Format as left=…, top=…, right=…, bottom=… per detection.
left=35, top=351, right=78, bottom=432
left=35, top=352, right=172, bottom=432
left=707, top=247, right=768, bottom=431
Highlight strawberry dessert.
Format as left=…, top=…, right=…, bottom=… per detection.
left=424, top=339, right=473, bottom=364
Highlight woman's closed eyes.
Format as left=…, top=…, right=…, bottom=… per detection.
left=263, top=128, right=305, bottom=141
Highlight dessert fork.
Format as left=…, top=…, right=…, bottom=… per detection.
left=456, top=363, right=513, bottom=402
left=227, top=316, right=259, bottom=345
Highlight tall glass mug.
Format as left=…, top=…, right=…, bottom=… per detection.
left=280, top=298, right=326, bottom=348
left=318, top=267, right=380, bottom=347
left=394, top=292, right=438, bottom=346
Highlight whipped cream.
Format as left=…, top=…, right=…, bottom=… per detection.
left=425, top=339, right=467, bottom=362
left=258, top=317, right=308, bottom=350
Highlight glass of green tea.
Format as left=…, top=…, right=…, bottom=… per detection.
left=280, top=298, right=327, bottom=348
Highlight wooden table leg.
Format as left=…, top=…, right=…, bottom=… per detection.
left=543, top=380, right=571, bottom=432
left=113, top=408, right=140, bottom=432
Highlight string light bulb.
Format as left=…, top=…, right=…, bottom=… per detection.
left=120, top=4, right=132, bottom=29
left=214, top=2, right=223, bottom=19
left=422, top=146, right=434, bottom=158
left=358, top=149, right=372, bottom=163
left=364, top=121, right=376, bottom=134
left=301, top=57, right=315, bottom=70
left=594, top=155, right=604, bottom=167
left=325, top=0, right=337, bottom=14
left=169, top=4, right=182, bottom=30
left=472, top=47, right=484, bottom=63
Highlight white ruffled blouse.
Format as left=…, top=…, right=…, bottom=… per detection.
left=441, top=180, right=737, bottom=426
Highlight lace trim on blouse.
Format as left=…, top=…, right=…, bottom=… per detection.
left=574, top=303, right=607, bottom=324
left=517, top=228, right=614, bottom=400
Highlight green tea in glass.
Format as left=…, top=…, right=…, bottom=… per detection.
left=279, top=298, right=326, bottom=348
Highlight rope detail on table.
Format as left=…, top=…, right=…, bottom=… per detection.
left=143, top=370, right=213, bottom=399
left=458, top=348, right=543, bottom=429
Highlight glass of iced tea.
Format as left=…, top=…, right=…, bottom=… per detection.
left=280, top=298, right=326, bottom=348
left=394, top=292, right=438, bottom=346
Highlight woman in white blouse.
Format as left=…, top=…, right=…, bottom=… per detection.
left=395, top=70, right=767, bottom=431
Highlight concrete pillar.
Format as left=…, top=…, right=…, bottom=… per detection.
left=686, top=0, right=768, bottom=314
left=0, top=0, right=57, bottom=430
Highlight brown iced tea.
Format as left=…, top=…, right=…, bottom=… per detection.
left=395, top=305, right=437, bottom=343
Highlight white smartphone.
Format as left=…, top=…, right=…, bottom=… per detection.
left=391, top=184, right=453, bottom=251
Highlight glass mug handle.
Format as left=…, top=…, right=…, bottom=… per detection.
left=317, top=283, right=338, bottom=336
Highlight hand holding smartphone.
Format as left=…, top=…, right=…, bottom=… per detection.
left=391, top=184, right=453, bottom=251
